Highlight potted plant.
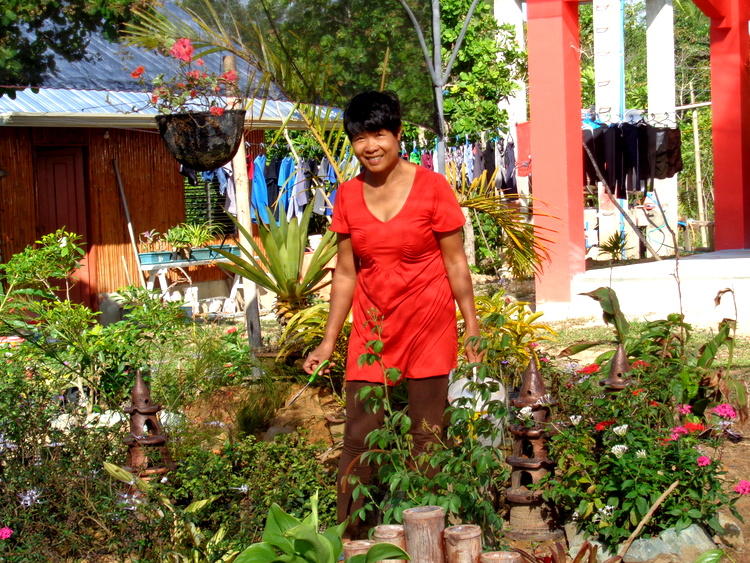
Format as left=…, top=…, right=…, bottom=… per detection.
left=130, top=38, right=246, bottom=171
left=137, top=230, right=173, bottom=265
left=184, top=222, right=218, bottom=261
left=163, top=224, right=191, bottom=260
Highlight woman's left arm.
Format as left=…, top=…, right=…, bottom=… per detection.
left=437, top=228, right=483, bottom=362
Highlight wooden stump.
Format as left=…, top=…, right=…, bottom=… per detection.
left=343, top=540, right=374, bottom=559
left=403, top=506, right=445, bottom=563
left=444, top=525, right=482, bottom=563
left=373, top=524, right=407, bottom=563
left=479, top=552, right=523, bottom=563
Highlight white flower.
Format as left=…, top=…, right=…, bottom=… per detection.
left=59, top=236, right=68, bottom=248
left=18, top=489, right=41, bottom=508
left=610, top=444, right=628, bottom=458
left=517, top=406, right=533, bottom=420
left=231, top=484, right=249, bottom=494
left=569, top=415, right=582, bottom=426
left=571, top=510, right=580, bottom=521
left=636, top=449, right=647, bottom=459
left=535, top=394, right=553, bottom=406
left=613, top=424, right=629, bottom=436
left=593, top=505, right=616, bottom=522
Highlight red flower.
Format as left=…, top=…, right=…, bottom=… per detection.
left=170, top=38, right=194, bottom=62
left=226, top=326, right=237, bottom=334
left=210, top=107, right=225, bottom=116
left=650, top=400, right=659, bottom=407
left=220, top=70, right=238, bottom=82
left=578, top=363, right=600, bottom=375
left=186, top=70, right=201, bottom=80
left=131, top=65, right=145, bottom=79
left=684, top=422, right=706, bottom=433
left=595, top=419, right=616, bottom=431
left=195, top=59, right=204, bottom=66
left=632, top=360, right=650, bottom=369
left=632, top=388, right=645, bottom=396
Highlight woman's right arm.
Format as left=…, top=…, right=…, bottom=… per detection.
left=302, top=233, right=357, bottom=374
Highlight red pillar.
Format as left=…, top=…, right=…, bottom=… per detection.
left=526, top=0, right=585, bottom=306
left=693, top=0, right=750, bottom=249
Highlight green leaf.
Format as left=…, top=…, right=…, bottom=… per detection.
left=235, top=542, right=283, bottom=563
left=691, top=549, right=726, bottom=563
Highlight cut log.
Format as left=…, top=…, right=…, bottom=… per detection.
left=403, top=506, right=446, bottom=563
left=444, top=525, right=482, bottom=563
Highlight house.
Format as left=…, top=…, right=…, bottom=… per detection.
left=0, top=25, right=307, bottom=317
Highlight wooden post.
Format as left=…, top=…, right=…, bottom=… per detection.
left=479, top=553, right=522, bottom=563
left=444, top=525, right=482, bottom=563
left=343, top=540, right=374, bottom=559
left=373, top=524, right=407, bottom=563
left=224, top=54, right=262, bottom=347
left=690, top=83, right=708, bottom=248
left=402, top=506, right=445, bottom=563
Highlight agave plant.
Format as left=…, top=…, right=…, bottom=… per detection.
left=214, top=204, right=337, bottom=324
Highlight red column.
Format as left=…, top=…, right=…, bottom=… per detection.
left=526, top=0, right=585, bottom=306
left=693, top=0, right=750, bottom=249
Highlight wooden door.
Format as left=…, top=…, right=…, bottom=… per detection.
left=35, top=148, right=97, bottom=308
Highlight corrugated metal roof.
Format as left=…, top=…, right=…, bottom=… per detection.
left=0, top=89, right=338, bottom=129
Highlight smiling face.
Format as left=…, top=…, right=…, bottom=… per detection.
left=351, top=128, right=402, bottom=176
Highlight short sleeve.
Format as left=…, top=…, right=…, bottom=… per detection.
left=430, top=173, right=465, bottom=232
left=330, top=179, right=352, bottom=234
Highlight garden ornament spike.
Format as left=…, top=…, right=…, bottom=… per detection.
left=286, top=360, right=330, bottom=407
left=600, top=343, right=632, bottom=391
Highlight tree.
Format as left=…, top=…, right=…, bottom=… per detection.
left=0, top=0, right=153, bottom=96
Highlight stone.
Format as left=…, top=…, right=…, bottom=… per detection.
left=564, top=522, right=617, bottom=563
left=262, top=425, right=295, bottom=442
left=623, top=537, right=671, bottom=562
left=659, top=524, right=715, bottom=561
left=714, top=510, right=744, bottom=548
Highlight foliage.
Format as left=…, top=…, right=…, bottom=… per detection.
left=447, top=166, right=550, bottom=278
left=0, top=358, right=140, bottom=562
left=350, top=324, right=509, bottom=546
left=216, top=204, right=338, bottom=324
left=184, top=221, right=220, bottom=247
left=0, top=0, right=150, bottom=96
left=542, top=371, right=745, bottom=550
left=598, top=231, right=629, bottom=262
left=473, top=288, right=556, bottom=391
left=129, top=36, right=242, bottom=114
left=156, top=433, right=338, bottom=546
left=235, top=491, right=409, bottom=563
left=0, top=228, right=85, bottom=306
left=164, top=223, right=193, bottom=250
left=440, top=0, right=526, bottom=134
left=277, top=302, right=350, bottom=400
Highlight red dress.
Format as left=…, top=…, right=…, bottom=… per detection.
left=330, top=166, right=465, bottom=382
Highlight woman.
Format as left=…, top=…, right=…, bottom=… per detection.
left=303, top=90, right=482, bottom=533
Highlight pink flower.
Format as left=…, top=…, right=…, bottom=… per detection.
left=210, top=107, right=225, bottom=116
left=186, top=69, right=201, bottom=80
left=734, top=480, right=750, bottom=495
left=712, top=403, right=737, bottom=420
left=170, top=38, right=194, bottom=62
left=195, top=59, right=204, bottom=66
left=678, top=404, right=692, bottom=415
left=0, top=526, right=13, bottom=540
left=697, top=456, right=711, bottom=467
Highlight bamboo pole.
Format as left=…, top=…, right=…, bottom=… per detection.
left=690, top=83, right=708, bottom=248
left=343, top=540, right=374, bottom=559
left=373, top=524, right=407, bottom=563
left=444, top=525, right=482, bottom=563
left=403, top=506, right=445, bottom=563
left=113, top=158, right=147, bottom=287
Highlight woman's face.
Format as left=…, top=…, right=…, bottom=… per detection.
left=351, top=128, right=401, bottom=176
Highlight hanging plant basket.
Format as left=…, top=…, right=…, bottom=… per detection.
left=155, top=109, right=246, bottom=172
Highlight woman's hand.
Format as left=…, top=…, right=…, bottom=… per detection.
left=463, top=331, right=486, bottom=364
left=303, top=343, right=336, bottom=375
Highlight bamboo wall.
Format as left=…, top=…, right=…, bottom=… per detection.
left=0, top=126, right=268, bottom=305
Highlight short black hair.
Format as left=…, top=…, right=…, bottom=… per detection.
left=343, top=90, right=402, bottom=140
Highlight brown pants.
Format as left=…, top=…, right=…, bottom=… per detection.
left=337, top=376, right=449, bottom=527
